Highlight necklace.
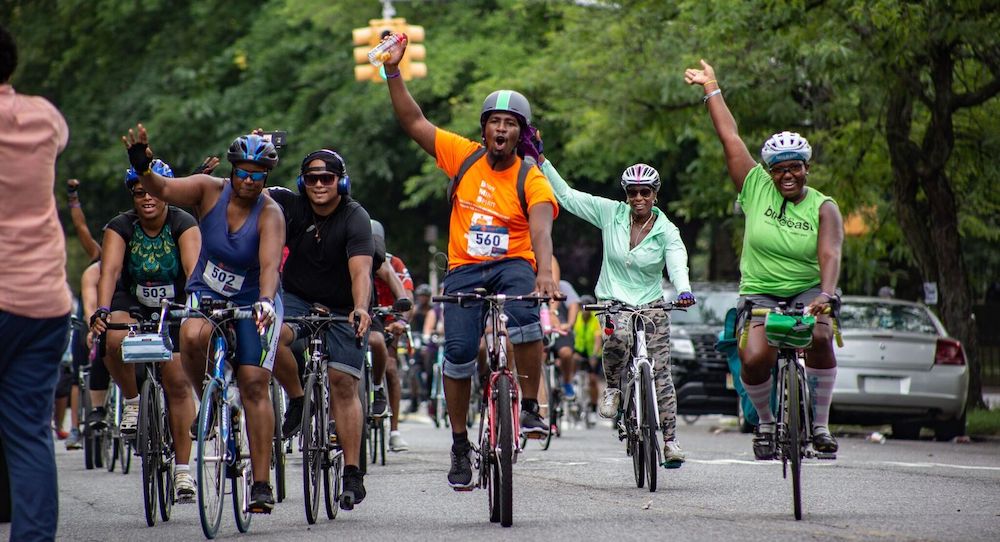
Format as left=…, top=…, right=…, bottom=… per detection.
left=630, top=212, right=654, bottom=248
left=309, top=211, right=333, bottom=243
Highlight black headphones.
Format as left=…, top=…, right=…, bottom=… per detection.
left=296, top=149, right=350, bottom=196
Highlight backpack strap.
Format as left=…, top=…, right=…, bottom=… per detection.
left=447, top=147, right=533, bottom=219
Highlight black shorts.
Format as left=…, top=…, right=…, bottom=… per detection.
left=110, top=290, right=182, bottom=353
left=552, top=331, right=575, bottom=353
left=574, top=350, right=603, bottom=374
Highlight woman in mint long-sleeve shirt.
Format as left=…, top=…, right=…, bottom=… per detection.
left=537, top=153, right=696, bottom=466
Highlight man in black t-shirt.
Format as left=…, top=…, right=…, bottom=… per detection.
left=267, top=149, right=373, bottom=511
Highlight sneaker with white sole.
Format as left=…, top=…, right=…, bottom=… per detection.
left=598, top=388, right=621, bottom=419
left=662, top=440, right=686, bottom=468
left=120, top=402, right=140, bottom=434
left=389, top=431, right=409, bottom=452
left=175, top=470, right=195, bottom=502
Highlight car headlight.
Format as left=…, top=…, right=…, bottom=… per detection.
left=671, top=338, right=696, bottom=360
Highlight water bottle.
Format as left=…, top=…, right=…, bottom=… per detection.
left=539, top=304, right=552, bottom=335
left=368, top=33, right=401, bottom=67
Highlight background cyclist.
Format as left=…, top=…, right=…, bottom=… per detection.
left=380, top=36, right=559, bottom=490
left=123, top=125, right=286, bottom=512
left=573, top=295, right=604, bottom=416
left=88, top=160, right=201, bottom=500
left=685, top=59, right=844, bottom=459
left=536, top=141, right=696, bottom=467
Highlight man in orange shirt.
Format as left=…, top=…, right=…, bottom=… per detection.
left=0, top=24, right=71, bottom=540
left=381, top=37, right=559, bottom=490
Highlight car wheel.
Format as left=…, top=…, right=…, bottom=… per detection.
left=933, top=412, right=966, bottom=442
left=736, top=399, right=754, bottom=434
left=890, top=422, right=922, bottom=440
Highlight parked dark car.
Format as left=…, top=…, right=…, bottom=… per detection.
left=663, top=282, right=740, bottom=417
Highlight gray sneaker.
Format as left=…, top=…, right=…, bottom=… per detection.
left=65, top=428, right=83, bottom=450
left=598, top=388, right=621, bottom=419
left=662, top=440, right=686, bottom=468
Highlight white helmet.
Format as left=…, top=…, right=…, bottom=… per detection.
left=620, top=163, right=661, bottom=191
left=760, top=131, right=812, bottom=166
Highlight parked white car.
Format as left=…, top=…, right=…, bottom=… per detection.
left=831, top=296, right=969, bottom=440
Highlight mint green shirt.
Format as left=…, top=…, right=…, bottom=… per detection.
left=540, top=160, right=691, bottom=306
left=737, top=164, right=835, bottom=297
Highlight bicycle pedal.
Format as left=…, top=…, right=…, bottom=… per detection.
left=661, top=460, right=684, bottom=469
left=451, top=485, right=475, bottom=492
left=814, top=452, right=837, bottom=460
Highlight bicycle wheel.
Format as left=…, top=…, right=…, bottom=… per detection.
left=324, top=450, right=342, bottom=520
left=301, top=377, right=322, bottom=524
left=270, top=378, right=286, bottom=503
left=785, top=362, right=803, bottom=520
left=379, top=417, right=387, bottom=466
left=105, top=390, right=119, bottom=473
left=232, top=407, right=252, bottom=534
left=81, top=374, right=95, bottom=470
left=496, top=375, right=514, bottom=527
left=157, top=386, right=174, bottom=522
left=196, top=380, right=225, bottom=539
left=120, top=439, right=132, bottom=475
left=138, top=378, right=158, bottom=527
left=640, top=363, right=658, bottom=492
left=628, top=397, right=645, bottom=488
left=540, top=366, right=556, bottom=450
left=430, top=364, right=442, bottom=428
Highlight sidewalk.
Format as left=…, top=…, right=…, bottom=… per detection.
left=984, top=386, right=1000, bottom=409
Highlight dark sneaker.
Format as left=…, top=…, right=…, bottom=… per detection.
left=753, top=423, right=777, bottom=460
left=519, top=407, right=549, bottom=438
left=371, top=388, right=389, bottom=418
left=812, top=425, right=839, bottom=453
left=340, top=467, right=366, bottom=510
left=86, top=406, right=107, bottom=432
left=248, top=482, right=275, bottom=514
left=282, top=395, right=305, bottom=439
left=448, top=443, right=474, bottom=490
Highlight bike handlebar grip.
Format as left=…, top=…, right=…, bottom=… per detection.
left=432, top=295, right=458, bottom=303
left=582, top=304, right=604, bottom=312
left=738, top=323, right=750, bottom=349
left=751, top=308, right=771, bottom=317
left=832, top=319, right=844, bottom=348
left=169, top=309, right=189, bottom=319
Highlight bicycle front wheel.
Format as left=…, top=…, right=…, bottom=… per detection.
left=640, top=363, right=658, bottom=492
left=301, top=376, right=322, bottom=524
left=541, top=366, right=556, bottom=450
left=626, top=390, right=644, bottom=489
left=496, top=375, right=514, bottom=527
left=156, top=385, right=174, bottom=522
left=324, top=449, right=342, bottom=520
left=785, top=362, right=803, bottom=520
left=232, top=407, right=252, bottom=534
left=138, top=378, right=159, bottom=527
left=196, top=380, right=225, bottom=539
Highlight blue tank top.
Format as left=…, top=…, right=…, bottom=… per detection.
left=186, top=181, right=265, bottom=300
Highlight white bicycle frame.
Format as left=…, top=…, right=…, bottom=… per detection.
left=629, top=314, right=660, bottom=444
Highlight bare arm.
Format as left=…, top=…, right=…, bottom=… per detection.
left=256, top=202, right=285, bottom=302
left=382, top=36, right=437, bottom=156
left=90, top=230, right=126, bottom=334
left=81, top=262, right=101, bottom=320
left=422, top=307, right=437, bottom=338
left=529, top=202, right=558, bottom=297
left=684, top=60, right=756, bottom=191
left=348, top=254, right=374, bottom=336
left=810, top=201, right=844, bottom=313
left=376, top=260, right=411, bottom=303
left=122, top=123, right=221, bottom=209
left=66, top=179, right=102, bottom=260
left=177, top=227, right=202, bottom=279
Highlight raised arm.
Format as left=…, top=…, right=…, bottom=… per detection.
left=684, top=60, right=756, bottom=191
left=382, top=35, right=437, bottom=157
left=122, top=123, right=219, bottom=209
left=66, top=179, right=102, bottom=261
left=539, top=159, right=619, bottom=228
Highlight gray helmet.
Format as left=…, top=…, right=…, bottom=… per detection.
left=480, top=90, right=532, bottom=130
left=370, top=219, right=385, bottom=240
left=415, top=283, right=432, bottom=297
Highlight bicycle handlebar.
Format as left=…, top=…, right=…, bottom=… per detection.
left=433, top=291, right=551, bottom=308
left=581, top=300, right=684, bottom=314
left=739, top=304, right=843, bottom=349
left=159, top=299, right=267, bottom=351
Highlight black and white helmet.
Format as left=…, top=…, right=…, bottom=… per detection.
left=760, top=131, right=812, bottom=166
left=620, top=163, right=661, bottom=191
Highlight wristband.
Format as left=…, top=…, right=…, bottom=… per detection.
left=702, top=89, right=722, bottom=103
left=385, top=69, right=401, bottom=80
left=703, top=79, right=717, bottom=87
left=819, top=292, right=836, bottom=301
left=69, top=201, right=82, bottom=209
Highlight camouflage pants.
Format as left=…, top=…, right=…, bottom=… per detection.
left=600, top=309, right=677, bottom=441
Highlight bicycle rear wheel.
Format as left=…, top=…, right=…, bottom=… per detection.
left=232, top=407, right=252, bottom=534
left=196, top=380, right=225, bottom=539
left=270, top=378, right=286, bottom=503
left=81, top=376, right=96, bottom=470
left=785, top=362, right=803, bottom=520
left=301, top=376, right=322, bottom=524
left=430, top=364, right=443, bottom=428
left=324, top=449, right=342, bottom=520
left=497, top=375, right=514, bottom=527
left=138, top=378, right=158, bottom=527
left=640, top=363, right=658, bottom=492
left=541, top=365, right=556, bottom=450
left=379, top=416, right=387, bottom=466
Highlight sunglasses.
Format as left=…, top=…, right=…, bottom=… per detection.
left=769, top=162, right=806, bottom=177
left=303, top=173, right=338, bottom=187
left=233, top=167, right=269, bottom=183
left=626, top=187, right=653, bottom=199
left=132, top=190, right=150, bottom=199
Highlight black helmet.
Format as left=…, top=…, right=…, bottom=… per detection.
left=480, top=90, right=532, bottom=130
left=227, top=134, right=279, bottom=169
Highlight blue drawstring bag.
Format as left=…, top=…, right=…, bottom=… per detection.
left=715, top=307, right=775, bottom=426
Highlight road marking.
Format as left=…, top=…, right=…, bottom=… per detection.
left=881, top=461, right=1000, bottom=472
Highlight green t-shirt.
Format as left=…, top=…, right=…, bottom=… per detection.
left=737, top=164, right=834, bottom=297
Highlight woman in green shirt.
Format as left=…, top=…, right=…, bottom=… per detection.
left=535, top=145, right=696, bottom=467
left=685, top=59, right=844, bottom=459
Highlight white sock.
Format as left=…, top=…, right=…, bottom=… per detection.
left=125, top=396, right=139, bottom=404
left=742, top=375, right=775, bottom=424
left=175, top=464, right=190, bottom=474
left=806, top=366, right=837, bottom=428
left=390, top=430, right=400, bottom=437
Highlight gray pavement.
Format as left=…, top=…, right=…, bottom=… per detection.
left=4, top=412, right=1000, bottom=541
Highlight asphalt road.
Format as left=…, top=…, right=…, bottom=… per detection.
left=5, top=413, right=999, bottom=541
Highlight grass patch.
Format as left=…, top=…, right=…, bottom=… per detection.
left=967, top=407, right=1000, bottom=436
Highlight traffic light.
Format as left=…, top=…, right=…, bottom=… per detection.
left=352, top=18, right=426, bottom=83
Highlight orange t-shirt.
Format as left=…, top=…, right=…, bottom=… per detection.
left=435, top=128, right=558, bottom=270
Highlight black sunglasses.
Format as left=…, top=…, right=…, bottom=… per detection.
left=303, top=174, right=339, bottom=187
left=626, top=187, right=653, bottom=198
left=768, top=162, right=806, bottom=176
